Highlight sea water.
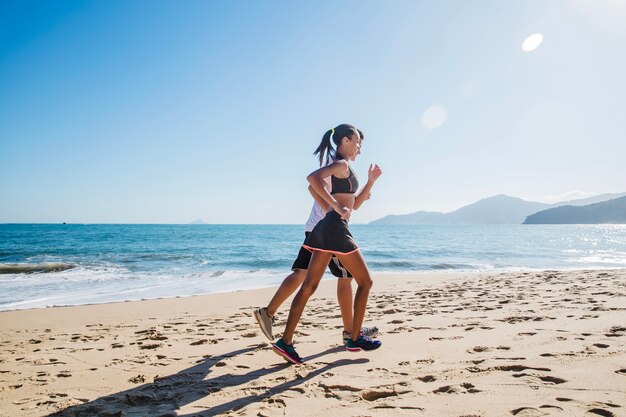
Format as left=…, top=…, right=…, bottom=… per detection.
left=1, top=223, right=625, bottom=310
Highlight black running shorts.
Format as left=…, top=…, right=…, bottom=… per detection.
left=291, top=232, right=352, bottom=279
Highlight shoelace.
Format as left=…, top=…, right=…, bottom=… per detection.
left=287, top=342, right=301, bottom=359
left=264, top=309, right=275, bottom=323
left=359, top=334, right=376, bottom=342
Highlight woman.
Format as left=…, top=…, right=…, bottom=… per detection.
left=273, top=124, right=382, bottom=364
left=253, top=131, right=379, bottom=345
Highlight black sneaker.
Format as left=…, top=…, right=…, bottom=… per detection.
left=345, top=334, right=382, bottom=352
left=272, top=338, right=303, bottom=364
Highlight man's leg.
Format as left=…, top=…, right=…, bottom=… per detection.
left=266, top=269, right=307, bottom=317
left=336, top=278, right=354, bottom=335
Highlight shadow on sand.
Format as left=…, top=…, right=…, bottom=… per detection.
left=47, top=345, right=367, bottom=416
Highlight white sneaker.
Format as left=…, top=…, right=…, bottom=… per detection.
left=253, top=307, right=274, bottom=340
left=342, top=326, right=380, bottom=344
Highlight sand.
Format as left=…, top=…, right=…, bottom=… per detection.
left=1, top=269, right=625, bottom=417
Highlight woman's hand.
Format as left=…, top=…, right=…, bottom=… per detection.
left=368, top=164, right=382, bottom=183
left=333, top=204, right=352, bottom=221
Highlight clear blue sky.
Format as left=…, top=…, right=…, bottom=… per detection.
left=1, top=0, right=625, bottom=224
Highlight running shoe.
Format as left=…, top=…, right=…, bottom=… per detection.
left=253, top=307, right=274, bottom=340
left=272, top=339, right=303, bottom=364
left=345, top=334, right=382, bottom=352
left=342, top=326, right=380, bottom=344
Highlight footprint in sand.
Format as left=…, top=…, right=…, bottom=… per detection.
left=433, top=382, right=480, bottom=394
left=470, top=346, right=491, bottom=353
left=510, top=373, right=567, bottom=385
left=586, top=409, right=615, bottom=417
left=606, top=326, right=625, bottom=337
left=318, top=382, right=362, bottom=400
left=128, top=374, right=147, bottom=383
left=539, top=405, right=563, bottom=411
left=138, top=343, right=162, bottom=350
left=361, top=383, right=411, bottom=401
left=189, top=339, right=213, bottom=346
left=511, top=406, right=552, bottom=416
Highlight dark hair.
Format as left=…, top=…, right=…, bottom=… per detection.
left=313, top=123, right=359, bottom=166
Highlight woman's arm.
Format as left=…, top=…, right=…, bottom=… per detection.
left=307, top=160, right=351, bottom=218
left=354, top=164, right=382, bottom=210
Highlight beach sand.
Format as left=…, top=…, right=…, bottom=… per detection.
left=1, top=269, right=625, bottom=417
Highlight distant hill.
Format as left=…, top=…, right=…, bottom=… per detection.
left=370, top=192, right=626, bottom=225
left=189, top=219, right=206, bottom=225
left=553, top=192, right=626, bottom=207
left=370, top=211, right=446, bottom=225
left=524, top=196, right=626, bottom=224
left=371, top=195, right=549, bottom=224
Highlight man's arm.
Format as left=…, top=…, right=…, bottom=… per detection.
left=308, top=185, right=330, bottom=211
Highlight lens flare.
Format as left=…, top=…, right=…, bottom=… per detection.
left=522, top=33, right=543, bottom=52
left=421, top=105, right=447, bottom=130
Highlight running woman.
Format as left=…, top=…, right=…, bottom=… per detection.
left=253, top=131, right=378, bottom=346
left=273, top=124, right=382, bottom=364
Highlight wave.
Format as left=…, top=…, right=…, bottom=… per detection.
left=368, top=261, right=483, bottom=271
left=430, top=263, right=475, bottom=270
left=0, top=262, right=77, bottom=274
left=368, top=260, right=421, bottom=269
left=219, top=259, right=288, bottom=269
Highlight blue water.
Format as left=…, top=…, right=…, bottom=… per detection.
left=1, top=224, right=625, bottom=311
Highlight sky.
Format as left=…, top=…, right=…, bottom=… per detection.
left=1, top=0, right=625, bottom=224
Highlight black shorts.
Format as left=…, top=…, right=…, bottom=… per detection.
left=302, top=211, right=359, bottom=255
left=291, top=232, right=353, bottom=279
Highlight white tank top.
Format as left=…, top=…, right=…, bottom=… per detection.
left=304, top=176, right=332, bottom=232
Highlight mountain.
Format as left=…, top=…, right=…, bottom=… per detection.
left=444, top=195, right=550, bottom=224
left=369, top=192, right=626, bottom=225
left=552, top=192, right=626, bottom=207
left=370, top=195, right=550, bottom=224
left=189, top=219, right=206, bottom=225
left=524, top=196, right=626, bottom=224
left=370, top=211, right=446, bottom=225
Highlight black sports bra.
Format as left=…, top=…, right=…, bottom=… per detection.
left=330, top=166, right=359, bottom=194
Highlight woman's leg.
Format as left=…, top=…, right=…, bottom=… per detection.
left=336, top=278, right=354, bottom=334
left=335, top=250, right=373, bottom=342
left=281, top=251, right=332, bottom=344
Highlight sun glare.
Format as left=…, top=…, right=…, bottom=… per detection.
left=522, top=33, right=543, bottom=52
left=421, top=105, right=448, bottom=130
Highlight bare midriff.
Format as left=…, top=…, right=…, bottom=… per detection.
left=329, top=193, right=356, bottom=212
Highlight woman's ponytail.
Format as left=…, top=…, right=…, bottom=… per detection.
left=313, top=129, right=334, bottom=166
left=313, top=124, right=358, bottom=166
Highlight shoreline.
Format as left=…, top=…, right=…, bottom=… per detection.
left=1, top=269, right=624, bottom=416
left=3, top=266, right=626, bottom=314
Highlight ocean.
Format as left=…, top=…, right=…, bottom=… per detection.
left=1, top=223, right=625, bottom=311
